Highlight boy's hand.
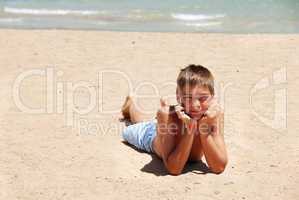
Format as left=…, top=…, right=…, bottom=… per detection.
left=205, top=97, right=222, bottom=119
left=175, top=104, right=197, bottom=134
left=198, top=97, right=222, bottom=135
left=156, top=98, right=171, bottom=134
left=174, top=105, right=191, bottom=124
left=157, top=98, right=169, bottom=119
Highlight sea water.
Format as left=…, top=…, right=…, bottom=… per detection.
left=0, top=0, right=298, bottom=33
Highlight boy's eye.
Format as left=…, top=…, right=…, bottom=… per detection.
left=183, top=96, right=192, bottom=101
left=182, top=96, right=209, bottom=103
left=198, top=96, right=209, bottom=102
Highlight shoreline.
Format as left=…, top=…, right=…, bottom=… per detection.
left=1, top=28, right=299, bottom=35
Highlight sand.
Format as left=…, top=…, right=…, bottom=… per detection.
left=0, top=29, right=298, bottom=200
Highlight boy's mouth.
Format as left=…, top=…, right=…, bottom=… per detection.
left=189, top=111, right=203, bottom=117
left=189, top=111, right=200, bottom=114
left=188, top=109, right=207, bottom=118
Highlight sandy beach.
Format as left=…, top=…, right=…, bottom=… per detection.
left=0, top=29, right=298, bottom=199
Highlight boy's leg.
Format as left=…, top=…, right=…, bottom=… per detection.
left=122, top=120, right=157, bottom=153
left=121, top=96, right=157, bottom=153
left=121, top=96, right=146, bottom=124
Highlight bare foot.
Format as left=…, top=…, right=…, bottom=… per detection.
left=120, top=96, right=133, bottom=120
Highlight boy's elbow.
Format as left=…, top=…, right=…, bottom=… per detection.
left=166, top=164, right=184, bottom=176
left=168, top=167, right=183, bottom=176
left=211, top=165, right=225, bottom=174
left=211, top=160, right=228, bottom=174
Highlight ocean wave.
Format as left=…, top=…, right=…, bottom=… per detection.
left=0, top=18, right=23, bottom=23
left=185, top=21, right=222, bottom=27
left=4, top=7, right=100, bottom=16
left=172, top=13, right=225, bottom=21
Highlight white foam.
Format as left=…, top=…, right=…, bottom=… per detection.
left=172, top=13, right=225, bottom=21
left=0, top=18, right=23, bottom=23
left=4, top=7, right=99, bottom=16
left=186, top=21, right=222, bottom=27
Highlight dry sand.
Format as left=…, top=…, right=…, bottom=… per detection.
left=0, top=29, right=298, bottom=200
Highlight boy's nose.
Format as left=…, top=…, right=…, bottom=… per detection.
left=191, top=100, right=201, bottom=110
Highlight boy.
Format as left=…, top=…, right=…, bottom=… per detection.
left=121, top=64, right=228, bottom=175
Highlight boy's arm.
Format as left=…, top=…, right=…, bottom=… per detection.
left=156, top=100, right=195, bottom=175
left=199, top=112, right=228, bottom=174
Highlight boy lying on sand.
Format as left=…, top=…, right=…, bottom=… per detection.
left=120, top=64, right=228, bottom=175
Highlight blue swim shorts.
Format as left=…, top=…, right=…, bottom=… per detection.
left=122, top=119, right=157, bottom=153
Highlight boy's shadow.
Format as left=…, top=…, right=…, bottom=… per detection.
left=122, top=141, right=212, bottom=176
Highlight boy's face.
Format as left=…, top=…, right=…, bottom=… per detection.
left=176, top=84, right=212, bottom=119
